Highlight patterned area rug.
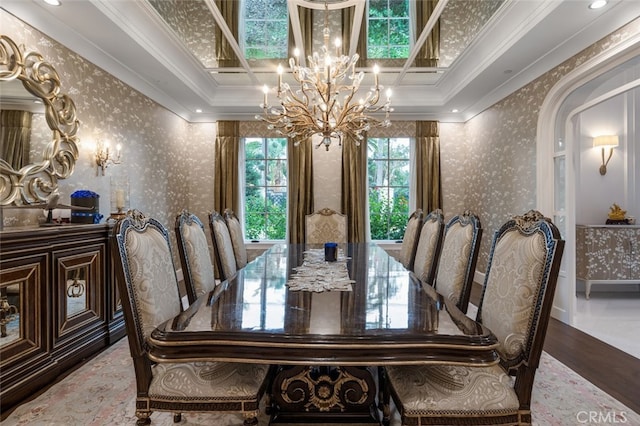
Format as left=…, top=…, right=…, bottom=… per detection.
left=3, top=336, right=638, bottom=425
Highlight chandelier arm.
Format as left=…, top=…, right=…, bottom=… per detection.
left=332, top=86, right=361, bottom=126
left=281, top=84, right=308, bottom=107
left=257, top=2, right=391, bottom=150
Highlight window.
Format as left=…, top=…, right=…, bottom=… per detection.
left=367, top=0, right=410, bottom=59
left=244, top=138, right=288, bottom=240
left=368, top=138, right=411, bottom=240
left=242, top=0, right=289, bottom=60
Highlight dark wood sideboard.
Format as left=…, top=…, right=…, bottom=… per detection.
left=0, top=224, right=125, bottom=412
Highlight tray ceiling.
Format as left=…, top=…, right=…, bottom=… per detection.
left=2, top=0, right=639, bottom=123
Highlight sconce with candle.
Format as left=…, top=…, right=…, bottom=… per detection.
left=593, top=135, right=618, bottom=175
left=95, top=140, right=122, bottom=175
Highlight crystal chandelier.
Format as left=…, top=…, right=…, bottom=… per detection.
left=257, top=2, right=392, bottom=151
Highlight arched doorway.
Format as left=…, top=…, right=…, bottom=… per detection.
left=537, top=34, right=640, bottom=326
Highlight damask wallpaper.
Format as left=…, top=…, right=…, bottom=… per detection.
left=1, top=11, right=206, bottom=233
left=2, top=10, right=639, bottom=280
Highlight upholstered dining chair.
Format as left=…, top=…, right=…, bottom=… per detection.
left=398, top=209, right=424, bottom=270
left=432, top=210, right=482, bottom=313
left=411, top=209, right=445, bottom=286
left=224, top=208, right=248, bottom=269
left=111, top=210, right=271, bottom=426
left=175, top=210, right=217, bottom=305
left=305, top=207, right=348, bottom=244
left=208, top=210, right=238, bottom=282
left=382, top=210, right=565, bottom=426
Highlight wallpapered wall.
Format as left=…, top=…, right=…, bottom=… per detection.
left=3, top=10, right=640, bottom=278
left=462, top=17, right=640, bottom=273
left=1, top=11, right=201, bottom=234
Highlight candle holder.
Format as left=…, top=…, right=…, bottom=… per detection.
left=109, top=175, right=129, bottom=221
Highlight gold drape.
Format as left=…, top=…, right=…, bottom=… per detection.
left=213, top=121, right=239, bottom=213
left=341, top=137, right=368, bottom=243
left=289, top=6, right=313, bottom=60
left=0, top=110, right=32, bottom=170
left=415, top=0, right=440, bottom=67
left=342, top=5, right=367, bottom=66
left=415, top=121, right=442, bottom=213
left=287, top=138, right=314, bottom=244
left=214, top=0, right=239, bottom=68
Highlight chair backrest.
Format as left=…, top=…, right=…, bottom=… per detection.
left=477, top=210, right=564, bottom=400
left=433, top=210, right=482, bottom=313
left=223, top=208, right=248, bottom=269
left=111, top=210, right=183, bottom=362
left=175, top=210, right=217, bottom=304
left=208, top=210, right=238, bottom=282
left=412, top=209, right=444, bottom=285
left=399, top=209, right=424, bottom=270
left=305, top=207, right=348, bottom=244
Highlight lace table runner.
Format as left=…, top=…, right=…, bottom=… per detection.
left=286, top=249, right=355, bottom=292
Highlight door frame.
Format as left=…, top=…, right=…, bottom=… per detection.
left=536, top=33, right=640, bottom=324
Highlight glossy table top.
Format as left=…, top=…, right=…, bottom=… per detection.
left=149, top=243, right=498, bottom=366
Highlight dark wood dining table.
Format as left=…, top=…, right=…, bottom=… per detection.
left=148, top=243, right=498, bottom=423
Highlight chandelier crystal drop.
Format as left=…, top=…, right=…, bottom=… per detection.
left=257, top=3, right=392, bottom=151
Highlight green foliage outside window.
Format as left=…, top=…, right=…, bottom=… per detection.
left=368, top=0, right=410, bottom=59
left=243, top=0, right=288, bottom=60
left=244, top=138, right=288, bottom=240
left=368, top=138, right=411, bottom=240
left=242, top=0, right=410, bottom=61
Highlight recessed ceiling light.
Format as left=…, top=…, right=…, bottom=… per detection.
left=589, top=1, right=607, bottom=9
left=451, top=109, right=459, bottom=113
left=195, top=109, right=203, bottom=113
left=43, top=0, right=61, bottom=6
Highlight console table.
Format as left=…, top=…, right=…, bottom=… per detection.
left=0, top=224, right=125, bottom=412
left=576, top=225, right=640, bottom=299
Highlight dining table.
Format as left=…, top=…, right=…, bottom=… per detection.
left=148, top=243, right=499, bottom=424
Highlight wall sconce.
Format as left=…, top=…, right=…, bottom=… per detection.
left=95, top=140, right=122, bottom=176
left=593, top=135, right=618, bottom=175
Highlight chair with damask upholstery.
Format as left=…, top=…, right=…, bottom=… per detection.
left=381, top=210, right=565, bottom=426
left=433, top=210, right=482, bottom=314
left=305, top=207, right=348, bottom=244
left=111, top=210, right=271, bottom=426
left=175, top=210, right=217, bottom=305
left=398, top=209, right=424, bottom=270
left=411, top=209, right=445, bottom=286
left=208, top=210, right=238, bottom=282
left=223, top=208, right=248, bottom=269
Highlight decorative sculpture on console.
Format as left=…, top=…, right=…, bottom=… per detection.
left=606, top=203, right=628, bottom=224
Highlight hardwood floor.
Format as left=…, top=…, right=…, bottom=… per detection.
left=544, top=317, right=640, bottom=414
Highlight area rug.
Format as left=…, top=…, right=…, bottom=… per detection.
left=2, top=337, right=638, bottom=425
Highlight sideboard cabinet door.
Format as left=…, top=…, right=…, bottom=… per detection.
left=0, top=224, right=122, bottom=412
left=0, top=252, right=53, bottom=410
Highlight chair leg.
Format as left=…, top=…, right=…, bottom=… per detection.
left=242, top=414, right=259, bottom=426
left=135, top=412, right=151, bottom=425
left=264, top=391, right=272, bottom=415
left=378, top=367, right=391, bottom=426
left=173, top=413, right=182, bottom=423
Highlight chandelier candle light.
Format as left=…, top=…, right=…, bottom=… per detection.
left=258, top=2, right=392, bottom=150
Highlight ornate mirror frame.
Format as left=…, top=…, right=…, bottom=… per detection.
left=0, top=34, right=79, bottom=206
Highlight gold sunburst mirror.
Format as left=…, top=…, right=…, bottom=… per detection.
left=0, top=34, right=79, bottom=206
